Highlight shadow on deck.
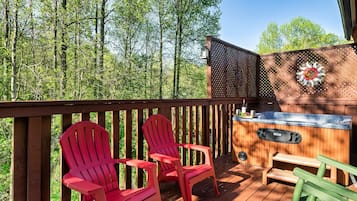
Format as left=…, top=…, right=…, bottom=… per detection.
left=160, top=154, right=294, bottom=201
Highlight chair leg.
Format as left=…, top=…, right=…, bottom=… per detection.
left=178, top=177, right=188, bottom=201
left=212, top=174, right=220, bottom=196
left=184, top=182, right=193, bottom=201
left=292, top=179, right=304, bottom=201
left=91, top=189, right=107, bottom=201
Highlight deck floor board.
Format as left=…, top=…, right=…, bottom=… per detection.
left=160, top=155, right=295, bottom=201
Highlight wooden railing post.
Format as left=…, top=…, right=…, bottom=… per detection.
left=182, top=106, right=187, bottom=165
left=195, top=105, right=201, bottom=164
left=222, top=104, right=228, bottom=155
left=158, top=105, right=171, bottom=119
left=41, top=116, right=51, bottom=201
left=202, top=105, right=209, bottom=147
left=27, top=117, right=42, bottom=201
left=12, top=117, right=28, bottom=201
left=136, top=109, right=144, bottom=187
left=61, top=114, right=73, bottom=201
left=124, top=110, right=132, bottom=189
left=26, top=116, right=51, bottom=201
left=112, top=110, right=120, bottom=183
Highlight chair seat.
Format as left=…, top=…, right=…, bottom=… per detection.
left=60, top=121, right=161, bottom=201
left=164, top=164, right=212, bottom=180
left=142, top=114, right=219, bottom=201
left=106, top=186, right=157, bottom=201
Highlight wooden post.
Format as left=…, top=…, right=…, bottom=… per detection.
left=12, top=117, right=28, bottom=201
left=125, top=110, right=132, bottom=189
left=61, top=114, right=72, bottom=201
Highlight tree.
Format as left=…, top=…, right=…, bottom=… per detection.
left=97, top=0, right=107, bottom=99
left=257, top=16, right=346, bottom=54
left=171, top=0, right=221, bottom=98
left=1, top=0, right=11, bottom=100
left=256, top=23, right=282, bottom=54
left=0, top=0, right=220, bottom=102
left=53, top=0, right=58, bottom=70
left=10, top=0, right=20, bottom=101
left=157, top=0, right=167, bottom=99
left=60, top=0, right=68, bottom=97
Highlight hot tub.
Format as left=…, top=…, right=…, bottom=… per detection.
left=232, top=111, right=352, bottom=167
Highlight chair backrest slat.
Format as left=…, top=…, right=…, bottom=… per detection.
left=60, top=121, right=118, bottom=196
left=143, top=114, right=180, bottom=172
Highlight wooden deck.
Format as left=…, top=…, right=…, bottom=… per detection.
left=160, top=154, right=294, bottom=201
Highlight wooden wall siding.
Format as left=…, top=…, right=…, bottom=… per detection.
left=207, top=36, right=259, bottom=98
left=0, top=98, right=243, bottom=201
left=256, top=98, right=357, bottom=155
left=232, top=121, right=350, bottom=167
left=259, top=44, right=357, bottom=99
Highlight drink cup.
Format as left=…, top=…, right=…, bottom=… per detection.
left=250, top=110, right=256, bottom=117
left=241, top=107, right=246, bottom=114
left=236, top=109, right=241, bottom=115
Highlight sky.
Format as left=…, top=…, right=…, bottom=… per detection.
left=218, top=0, right=345, bottom=51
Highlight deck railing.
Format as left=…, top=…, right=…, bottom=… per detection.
left=2, top=97, right=356, bottom=201
left=0, top=97, right=256, bottom=201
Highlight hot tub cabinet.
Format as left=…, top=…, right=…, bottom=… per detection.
left=232, top=112, right=352, bottom=168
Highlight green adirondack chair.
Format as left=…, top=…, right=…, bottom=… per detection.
left=292, top=154, right=357, bottom=201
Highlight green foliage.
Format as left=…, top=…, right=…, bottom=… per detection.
left=0, top=0, right=220, bottom=199
left=0, top=119, right=12, bottom=200
left=257, top=16, right=348, bottom=54
left=256, top=23, right=282, bottom=54
left=179, top=62, right=208, bottom=98
left=0, top=138, right=11, bottom=200
left=0, top=0, right=217, bottom=101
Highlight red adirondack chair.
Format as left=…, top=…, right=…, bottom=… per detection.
left=142, top=114, right=220, bottom=201
left=60, top=121, right=161, bottom=201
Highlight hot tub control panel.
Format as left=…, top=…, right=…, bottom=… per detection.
left=257, top=128, right=301, bottom=144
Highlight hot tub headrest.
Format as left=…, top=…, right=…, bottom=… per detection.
left=257, top=128, right=301, bottom=144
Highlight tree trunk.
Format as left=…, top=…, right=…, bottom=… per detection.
left=144, top=24, right=148, bottom=99
left=158, top=0, right=164, bottom=99
left=10, top=0, right=19, bottom=101
left=60, top=0, right=68, bottom=97
left=2, top=0, right=10, bottom=100
left=53, top=0, right=58, bottom=69
left=29, top=0, right=36, bottom=64
left=97, top=0, right=106, bottom=99
left=74, top=0, right=80, bottom=99
left=93, top=0, right=99, bottom=97
left=173, top=0, right=183, bottom=99
left=176, top=15, right=183, bottom=99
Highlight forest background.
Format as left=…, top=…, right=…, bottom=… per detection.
left=1, top=0, right=221, bottom=102
left=0, top=0, right=348, bottom=200
left=0, top=0, right=221, bottom=199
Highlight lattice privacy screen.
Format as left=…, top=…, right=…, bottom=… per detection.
left=259, top=44, right=357, bottom=99
left=209, top=38, right=258, bottom=98
left=208, top=37, right=357, bottom=100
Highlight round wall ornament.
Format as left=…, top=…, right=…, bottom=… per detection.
left=296, top=62, right=325, bottom=87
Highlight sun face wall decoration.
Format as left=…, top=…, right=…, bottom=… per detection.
left=296, top=62, right=325, bottom=87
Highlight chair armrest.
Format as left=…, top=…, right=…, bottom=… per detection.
left=63, top=173, right=106, bottom=200
left=318, top=155, right=357, bottom=176
left=115, top=158, right=160, bottom=192
left=149, top=153, right=181, bottom=164
left=179, top=143, right=211, bottom=152
left=179, top=143, right=214, bottom=166
left=115, top=158, right=156, bottom=170
left=293, top=167, right=357, bottom=200
left=295, top=181, right=347, bottom=201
